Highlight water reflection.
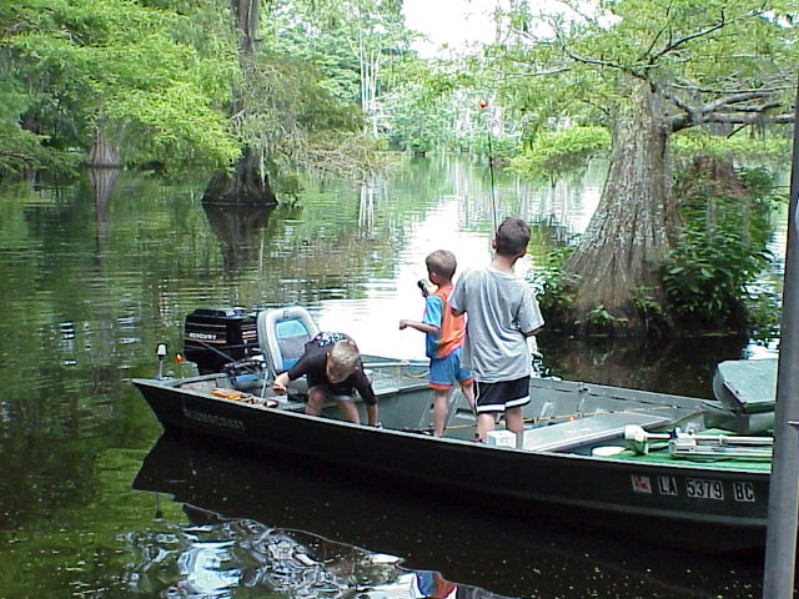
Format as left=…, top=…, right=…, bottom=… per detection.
left=130, top=515, right=475, bottom=599
left=131, top=435, right=508, bottom=598
left=132, top=433, right=771, bottom=598
left=202, top=203, right=276, bottom=275
left=0, top=156, right=786, bottom=598
left=88, top=167, right=121, bottom=252
left=539, top=332, right=751, bottom=398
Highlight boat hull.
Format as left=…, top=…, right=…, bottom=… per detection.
left=132, top=375, right=770, bottom=553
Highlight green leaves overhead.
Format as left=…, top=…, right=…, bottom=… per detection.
left=495, top=0, right=799, bottom=141
left=0, top=0, right=421, bottom=179
left=2, top=0, right=240, bottom=172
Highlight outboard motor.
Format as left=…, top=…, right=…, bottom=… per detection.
left=183, top=307, right=258, bottom=374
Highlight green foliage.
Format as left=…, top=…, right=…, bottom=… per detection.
left=235, top=53, right=366, bottom=176
left=586, top=305, right=628, bottom=328
left=630, top=285, right=665, bottom=330
left=662, top=166, right=778, bottom=328
left=0, top=76, right=80, bottom=177
left=509, top=126, right=610, bottom=180
left=532, top=245, right=580, bottom=318
left=264, top=0, right=411, bottom=107
left=491, top=0, right=799, bottom=182
left=1, top=0, right=241, bottom=173
left=671, top=130, right=790, bottom=166
left=255, top=0, right=415, bottom=177
left=744, top=286, right=782, bottom=345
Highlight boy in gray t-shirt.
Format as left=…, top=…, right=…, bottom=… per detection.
left=450, top=217, right=544, bottom=442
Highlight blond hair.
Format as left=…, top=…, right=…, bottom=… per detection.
left=328, top=338, right=360, bottom=380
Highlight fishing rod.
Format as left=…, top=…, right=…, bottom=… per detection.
left=479, top=99, right=498, bottom=233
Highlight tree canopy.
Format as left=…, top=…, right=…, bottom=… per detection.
left=0, top=0, right=421, bottom=182
left=2, top=0, right=797, bottom=329
left=1, top=0, right=241, bottom=173
left=486, top=0, right=798, bottom=330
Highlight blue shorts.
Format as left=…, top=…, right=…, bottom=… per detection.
left=474, top=376, right=530, bottom=414
left=428, top=348, right=473, bottom=390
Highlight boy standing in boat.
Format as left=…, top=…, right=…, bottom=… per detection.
left=450, top=218, right=544, bottom=442
left=271, top=332, right=379, bottom=427
left=399, top=249, right=475, bottom=436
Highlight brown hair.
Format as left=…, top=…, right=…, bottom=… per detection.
left=425, top=249, right=457, bottom=280
left=495, top=217, right=531, bottom=257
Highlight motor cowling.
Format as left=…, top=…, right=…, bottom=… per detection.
left=183, top=307, right=258, bottom=374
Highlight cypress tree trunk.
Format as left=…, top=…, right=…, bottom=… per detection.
left=202, top=147, right=277, bottom=205
left=564, top=78, right=682, bottom=332
left=87, top=129, right=121, bottom=168
left=202, top=0, right=277, bottom=206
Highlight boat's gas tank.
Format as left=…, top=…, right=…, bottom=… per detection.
left=183, top=307, right=258, bottom=373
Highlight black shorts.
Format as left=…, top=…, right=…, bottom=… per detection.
left=474, top=376, right=530, bottom=414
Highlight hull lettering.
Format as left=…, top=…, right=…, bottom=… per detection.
left=183, top=407, right=245, bottom=433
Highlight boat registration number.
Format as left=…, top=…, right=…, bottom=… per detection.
left=685, top=478, right=724, bottom=500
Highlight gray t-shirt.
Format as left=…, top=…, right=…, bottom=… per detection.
left=450, top=265, right=544, bottom=383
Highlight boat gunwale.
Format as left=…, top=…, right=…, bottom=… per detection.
left=130, top=376, right=771, bottom=476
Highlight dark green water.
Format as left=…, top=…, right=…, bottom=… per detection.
left=0, top=156, right=781, bottom=597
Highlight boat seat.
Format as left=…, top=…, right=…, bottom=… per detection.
left=257, top=306, right=320, bottom=396
left=488, top=411, right=671, bottom=452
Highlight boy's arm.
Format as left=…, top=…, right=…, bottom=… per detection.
left=518, top=286, right=545, bottom=336
left=400, top=294, right=442, bottom=334
left=521, top=326, right=543, bottom=337
left=272, top=350, right=309, bottom=393
left=449, top=275, right=465, bottom=316
left=399, top=319, right=439, bottom=334
left=352, top=370, right=379, bottom=426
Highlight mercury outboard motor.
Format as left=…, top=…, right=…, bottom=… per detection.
left=183, top=307, right=258, bottom=374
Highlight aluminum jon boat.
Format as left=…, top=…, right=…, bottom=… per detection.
left=131, top=306, right=774, bottom=553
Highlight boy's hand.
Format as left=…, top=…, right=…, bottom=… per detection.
left=272, top=372, right=289, bottom=395
left=399, top=319, right=409, bottom=330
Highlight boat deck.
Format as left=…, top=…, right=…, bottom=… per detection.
left=609, top=444, right=772, bottom=471
left=157, top=358, right=774, bottom=472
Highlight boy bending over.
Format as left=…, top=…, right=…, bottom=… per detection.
left=272, top=332, right=379, bottom=426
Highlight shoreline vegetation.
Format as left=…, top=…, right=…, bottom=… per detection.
left=2, top=0, right=795, bottom=340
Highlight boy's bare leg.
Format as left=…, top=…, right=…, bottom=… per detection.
left=336, top=400, right=361, bottom=425
left=432, top=389, right=451, bottom=436
left=505, top=406, right=524, bottom=434
left=306, top=389, right=326, bottom=416
left=461, top=381, right=476, bottom=412
left=476, top=412, right=495, bottom=442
